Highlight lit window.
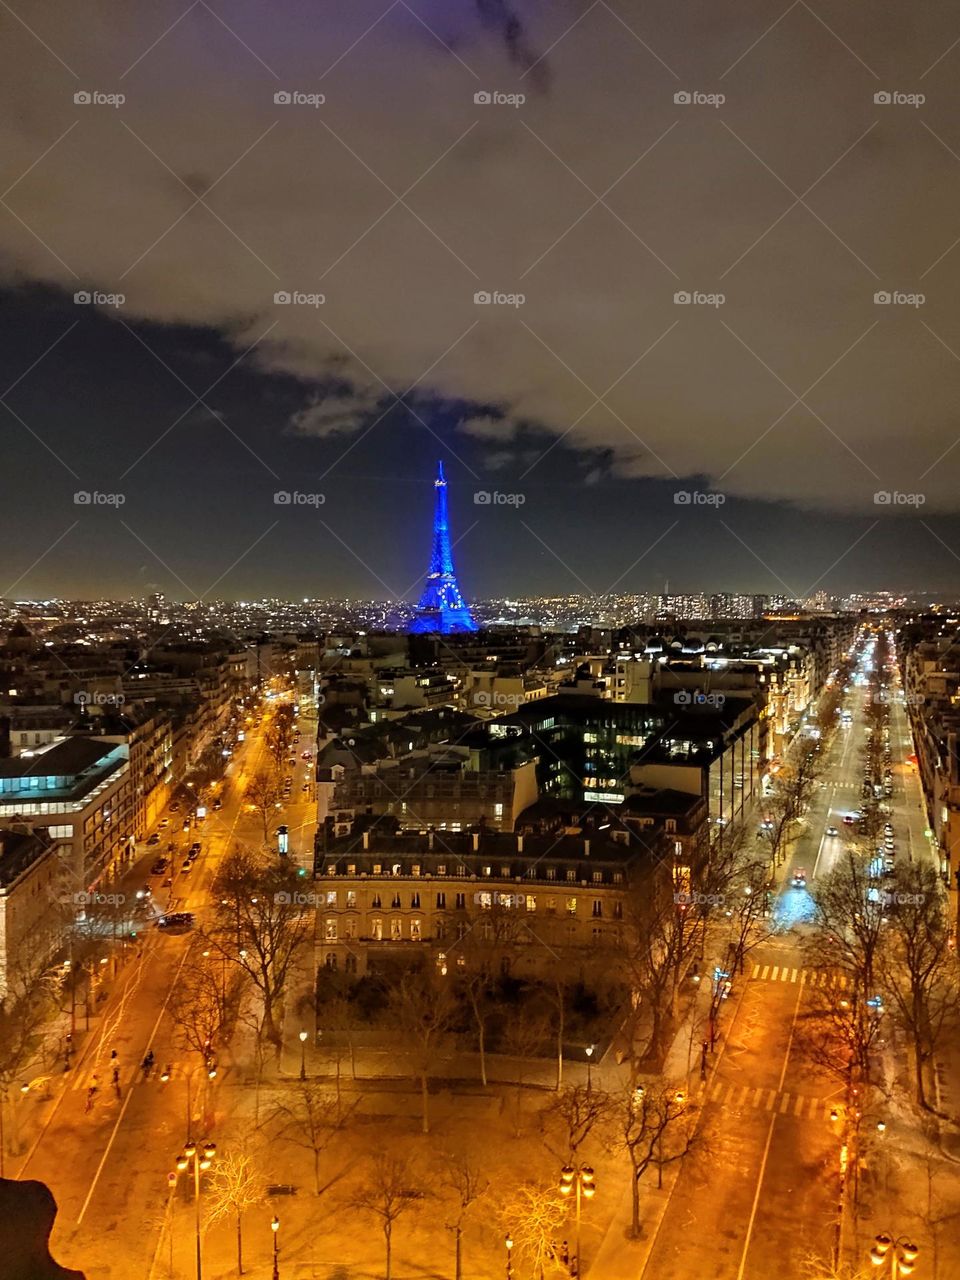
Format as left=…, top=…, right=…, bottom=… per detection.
left=391, top=918, right=402, bottom=940
left=566, top=897, right=578, bottom=915
left=324, top=918, right=337, bottom=940
left=326, top=890, right=337, bottom=906
left=411, top=918, right=422, bottom=940
left=346, top=890, right=356, bottom=908
left=372, top=917, right=383, bottom=940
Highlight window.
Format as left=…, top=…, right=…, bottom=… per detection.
left=478, top=891, right=493, bottom=909
left=347, top=864, right=356, bottom=875
left=412, top=864, right=421, bottom=877
left=326, top=890, right=337, bottom=907
left=566, top=897, right=578, bottom=915
left=501, top=865, right=511, bottom=877
left=411, top=892, right=420, bottom=909
left=436, top=892, right=446, bottom=908
left=455, top=892, right=466, bottom=909
left=343, top=918, right=356, bottom=938
left=391, top=918, right=402, bottom=940
left=411, top=918, right=422, bottom=940
left=526, top=894, right=536, bottom=911
left=545, top=896, right=557, bottom=914
left=613, top=902, right=623, bottom=920
left=371, top=894, right=382, bottom=909
left=325, top=918, right=337, bottom=940
left=494, top=803, right=503, bottom=818
left=435, top=920, right=446, bottom=939
left=327, top=865, right=337, bottom=876
left=566, top=869, right=576, bottom=882
left=391, top=894, right=402, bottom=909
left=592, top=900, right=602, bottom=917
left=324, top=953, right=337, bottom=969
left=483, top=865, right=492, bottom=877
left=613, top=872, right=624, bottom=884
left=436, top=864, right=446, bottom=876
left=372, top=917, right=383, bottom=940
left=546, top=868, right=556, bottom=880
left=373, top=863, right=382, bottom=875
left=592, top=870, right=602, bottom=883
left=592, top=926, right=604, bottom=943
left=345, top=955, right=357, bottom=974
left=346, top=890, right=356, bottom=908
left=392, top=863, right=402, bottom=876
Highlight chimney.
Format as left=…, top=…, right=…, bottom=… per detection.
left=428, top=831, right=434, bottom=851
left=362, top=831, right=369, bottom=850
left=472, top=833, right=479, bottom=852
left=584, top=839, right=590, bottom=857
left=517, top=834, right=523, bottom=853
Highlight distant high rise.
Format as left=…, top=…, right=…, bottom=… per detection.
left=410, top=461, right=477, bottom=634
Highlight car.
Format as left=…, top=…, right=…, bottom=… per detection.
left=181, top=860, right=193, bottom=873
left=288, top=756, right=297, bottom=766
left=170, top=802, right=180, bottom=813
left=150, top=858, right=168, bottom=875
left=135, top=884, right=152, bottom=900
left=182, top=820, right=191, bottom=831
left=301, top=782, right=309, bottom=791
left=188, top=847, right=200, bottom=861
left=759, top=819, right=774, bottom=832
left=826, top=826, right=839, bottom=837
left=146, top=833, right=160, bottom=845
left=843, top=814, right=857, bottom=825
left=190, top=841, right=201, bottom=852
left=792, top=868, right=807, bottom=889
left=156, top=912, right=195, bottom=931
left=212, top=799, right=222, bottom=810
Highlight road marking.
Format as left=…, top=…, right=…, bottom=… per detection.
left=77, top=941, right=193, bottom=1225
left=770, top=966, right=780, bottom=981
left=735, top=975, right=805, bottom=1280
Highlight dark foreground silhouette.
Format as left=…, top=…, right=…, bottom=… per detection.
left=0, top=1179, right=86, bottom=1280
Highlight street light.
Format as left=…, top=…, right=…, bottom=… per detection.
left=174, top=1140, right=216, bottom=1280
left=559, top=1163, right=596, bottom=1276
left=299, top=1029, right=308, bottom=1081
left=505, top=1233, right=513, bottom=1280
left=271, top=1215, right=280, bottom=1280
left=871, top=1234, right=919, bottom=1276
left=585, top=1043, right=595, bottom=1091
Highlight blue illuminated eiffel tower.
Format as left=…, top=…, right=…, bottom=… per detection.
left=410, top=461, right=477, bottom=633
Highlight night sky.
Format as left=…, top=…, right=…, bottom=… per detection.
left=3, top=0, right=960, bottom=603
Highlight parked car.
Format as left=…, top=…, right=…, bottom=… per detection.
left=181, top=860, right=193, bottom=873
left=150, top=858, right=168, bottom=875
left=146, top=833, right=160, bottom=845
left=156, top=912, right=195, bottom=931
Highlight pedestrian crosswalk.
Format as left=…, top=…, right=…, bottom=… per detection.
left=700, top=1077, right=838, bottom=1121
left=750, top=962, right=850, bottom=990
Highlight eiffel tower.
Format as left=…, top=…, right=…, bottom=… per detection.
left=410, top=461, right=477, bottom=633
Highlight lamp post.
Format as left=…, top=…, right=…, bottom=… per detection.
left=585, top=1044, right=595, bottom=1091
left=271, top=1215, right=280, bottom=1280
left=175, top=1140, right=216, bottom=1280
left=559, top=1163, right=596, bottom=1277
left=505, top=1234, right=513, bottom=1280
left=299, top=1029, right=308, bottom=1081
left=870, top=1234, right=919, bottom=1277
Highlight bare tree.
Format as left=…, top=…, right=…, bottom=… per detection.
left=244, top=771, right=283, bottom=844
left=609, top=1081, right=696, bottom=1235
left=498, top=1183, right=567, bottom=1280
left=877, top=863, right=960, bottom=1109
left=807, top=847, right=885, bottom=997
left=388, top=967, right=458, bottom=1134
left=267, top=1081, right=352, bottom=1195
left=204, top=1147, right=264, bottom=1275
left=168, top=946, right=239, bottom=1064
left=540, top=1085, right=610, bottom=1162
left=0, top=967, right=56, bottom=1169
left=210, top=849, right=310, bottom=1050
left=351, top=1153, right=421, bottom=1280
left=441, top=1154, right=488, bottom=1280
left=502, top=1008, right=552, bottom=1135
